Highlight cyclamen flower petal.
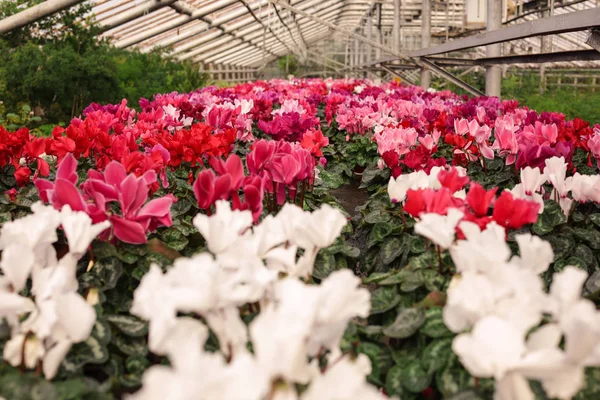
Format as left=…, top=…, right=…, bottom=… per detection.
left=61, top=205, right=111, bottom=256
left=111, top=216, right=148, bottom=244
left=414, top=209, right=464, bottom=249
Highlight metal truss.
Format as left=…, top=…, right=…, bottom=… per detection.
left=1, top=0, right=599, bottom=94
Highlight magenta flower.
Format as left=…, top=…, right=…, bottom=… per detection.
left=35, top=153, right=174, bottom=245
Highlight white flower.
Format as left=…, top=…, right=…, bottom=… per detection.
left=60, top=205, right=110, bottom=257
left=443, top=273, right=500, bottom=332
left=545, top=156, right=570, bottom=196
left=234, top=98, right=254, bottom=114
left=0, top=286, right=35, bottom=327
left=414, top=209, right=463, bottom=249
left=192, top=200, right=253, bottom=254
left=307, top=270, right=370, bottom=355
left=453, top=316, right=525, bottom=379
left=548, top=266, right=587, bottom=319
left=0, top=243, right=34, bottom=291
left=568, top=173, right=600, bottom=203
left=520, top=166, right=546, bottom=196
left=302, top=354, right=389, bottom=400
left=450, top=221, right=509, bottom=274
left=130, top=264, right=177, bottom=354
left=511, top=234, right=554, bottom=274
left=292, top=204, right=347, bottom=250
left=386, top=170, right=433, bottom=203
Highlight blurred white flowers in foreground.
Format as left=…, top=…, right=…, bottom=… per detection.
left=129, top=202, right=386, bottom=400
left=439, top=220, right=600, bottom=400
left=0, top=203, right=109, bottom=378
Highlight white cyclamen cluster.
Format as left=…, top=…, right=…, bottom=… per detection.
left=512, top=156, right=600, bottom=217
left=0, top=203, right=110, bottom=378
left=442, top=220, right=600, bottom=400
left=129, top=201, right=390, bottom=400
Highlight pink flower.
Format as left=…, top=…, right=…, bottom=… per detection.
left=492, top=116, right=519, bottom=165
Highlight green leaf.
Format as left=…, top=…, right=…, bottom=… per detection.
left=399, top=271, right=423, bottom=292
left=160, top=228, right=189, bottom=251
left=420, top=307, right=453, bottom=338
left=318, top=168, right=346, bottom=189
left=360, top=165, right=385, bottom=188
left=367, top=222, right=394, bottom=248
left=585, top=270, right=600, bottom=298
left=312, top=251, right=339, bottom=280
left=573, top=228, right=600, bottom=250
left=0, top=211, right=11, bottom=224
left=385, top=365, right=404, bottom=397
left=357, top=342, right=385, bottom=385
left=92, top=318, right=112, bottom=345
left=170, top=198, right=192, bottom=218
left=573, top=244, right=596, bottom=268
left=106, top=315, right=148, bottom=337
left=112, top=334, right=148, bottom=357
left=546, top=235, right=576, bottom=260
left=380, top=236, right=405, bottom=264
left=364, top=210, right=392, bottom=224
left=379, top=269, right=412, bottom=285
left=0, top=374, right=57, bottom=400
left=410, top=235, right=426, bottom=254
left=382, top=307, right=425, bottom=338
left=400, top=359, right=432, bottom=393
left=63, top=336, right=109, bottom=371
left=436, top=367, right=477, bottom=398
left=126, top=355, right=150, bottom=375
left=91, top=241, right=117, bottom=259
left=422, top=338, right=453, bottom=374
left=363, top=272, right=393, bottom=284
left=532, top=200, right=567, bottom=235
left=370, top=286, right=401, bottom=314
left=589, top=214, right=600, bottom=228
left=79, top=257, right=123, bottom=291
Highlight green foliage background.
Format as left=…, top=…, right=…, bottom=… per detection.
left=0, top=0, right=208, bottom=125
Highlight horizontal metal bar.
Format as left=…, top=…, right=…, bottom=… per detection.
left=419, top=58, right=485, bottom=97
left=409, top=7, right=600, bottom=57
left=0, top=0, right=84, bottom=34
left=476, top=49, right=600, bottom=65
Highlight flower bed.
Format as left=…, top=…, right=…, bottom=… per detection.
left=1, top=78, right=600, bottom=400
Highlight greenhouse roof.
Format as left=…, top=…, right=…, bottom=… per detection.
left=82, top=0, right=600, bottom=69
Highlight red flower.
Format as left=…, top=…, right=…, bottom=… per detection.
left=300, top=128, right=329, bottom=157
left=437, top=168, right=469, bottom=193
left=14, top=166, right=31, bottom=187
left=492, top=191, right=539, bottom=229
left=4, top=188, right=17, bottom=201
left=466, top=182, right=497, bottom=216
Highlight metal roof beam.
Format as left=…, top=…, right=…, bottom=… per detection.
left=0, top=0, right=85, bottom=34
left=113, top=0, right=238, bottom=48
left=203, top=24, right=332, bottom=65
left=409, top=7, right=600, bottom=57
left=98, top=0, right=178, bottom=32
left=178, top=0, right=342, bottom=61
left=218, top=27, right=331, bottom=66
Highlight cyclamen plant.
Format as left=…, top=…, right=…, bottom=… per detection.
left=1, top=78, right=600, bottom=399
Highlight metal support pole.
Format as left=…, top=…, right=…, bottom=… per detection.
left=375, top=3, right=382, bottom=61
left=393, top=0, right=401, bottom=54
left=420, top=0, right=431, bottom=89
left=0, top=0, right=85, bottom=34
left=539, top=1, right=553, bottom=94
left=367, top=12, right=373, bottom=64
left=485, top=0, right=502, bottom=97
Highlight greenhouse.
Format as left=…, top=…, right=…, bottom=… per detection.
left=0, top=0, right=600, bottom=399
